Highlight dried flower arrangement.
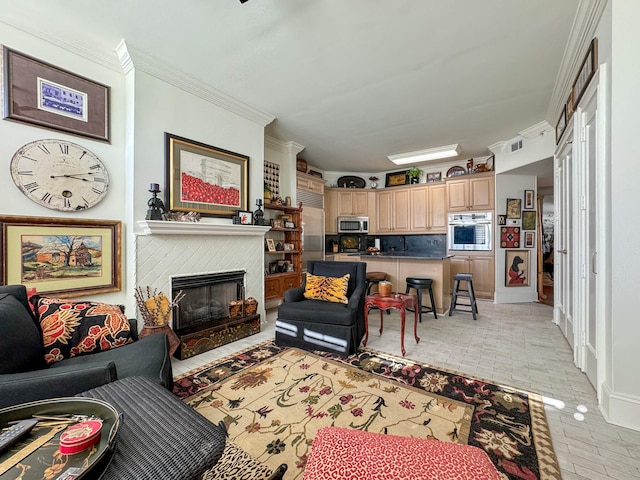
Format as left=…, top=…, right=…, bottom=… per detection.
left=134, top=286, right=185, bottom=327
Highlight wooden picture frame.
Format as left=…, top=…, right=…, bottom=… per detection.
left=522, top=211, right=537, bottom=231
left=2, top=47, right=110, bottom=142
left=385, top=170, right=409, bottom=187
left=524, top=190, right=535, bottom=209
left=572, top=38, right=598, bottom=108
left=265, top=238, right=276, bottom=252
left=271, top=219, right=283, bottom=229
left=524, top=231, right=535, bottom=249
left=505, top=249, right=530, bottom=287
left=0, top=215, right=121, bottom=297
left=498, top=215, right=507, bottom=226
left=426, top=172, right=442, bottom=183
left=165, top=133, right=249, bottom=217
left=555, top=104, right=567, bottom=145
left=237, top=211, right=252, bottom=225
left=284, top=221, right=295, bottom=229
left=506, top=198, right=522, bottom=219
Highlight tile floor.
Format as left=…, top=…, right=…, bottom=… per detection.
left=171, top=300, right=640, bottom=480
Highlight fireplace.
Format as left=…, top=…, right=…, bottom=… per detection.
left=171, top=270, right=260, bottom=359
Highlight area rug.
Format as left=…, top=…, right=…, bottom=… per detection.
left=173, top=340, right=560, bottom=480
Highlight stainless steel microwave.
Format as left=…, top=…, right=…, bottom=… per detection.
left=337, top=216, right=369, bottom=233
left=448, top=212, right=492, bottom=251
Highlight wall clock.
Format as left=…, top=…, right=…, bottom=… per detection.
left=10, top=139, right=110, bottom=211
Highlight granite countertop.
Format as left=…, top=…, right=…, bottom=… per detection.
left=347, top=252, right=454, bottom=260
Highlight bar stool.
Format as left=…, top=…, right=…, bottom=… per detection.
left=366, top=272, right=388, bottom=295
left=405, top=277, right=437, bottom=322
left=449, top=273, right=478, bottom=320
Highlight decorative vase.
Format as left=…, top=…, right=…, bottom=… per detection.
left=410, top=177, right=419, bottom=184
left=140, top=324, right=180, bottom=357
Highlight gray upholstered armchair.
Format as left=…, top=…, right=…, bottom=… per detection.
left=275, top=261, right=367, bottom=355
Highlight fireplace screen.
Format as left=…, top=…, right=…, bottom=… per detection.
left=171, top=270, right=245, bottom=335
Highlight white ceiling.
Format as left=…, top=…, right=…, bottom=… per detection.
left=1, top=1, right=580, bottom=175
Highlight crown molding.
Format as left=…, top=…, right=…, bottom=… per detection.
left=488, top=141, right=507, bottom=154
left=265, top=136, right=305, bottom=156
left=0, top=19, right=122, bottom=71
left=547, top=0, right=608, bottom=124
left=117, top=41, right=275, bottom=127
left=519, top=121, right=554, bottom=139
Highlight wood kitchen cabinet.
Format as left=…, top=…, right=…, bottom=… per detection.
left=375, top=187, right=410, bottom=234
left=449, top=254, right=495, bottom=299
left=296, top=172, right=325, bottom=195
left=446, top=172, right=494, bottom=212
left=410, top=183, right=447, bottom=233
left=336, top=190, right=369, bottom=216
left=325, top=188, right=338, bottom=234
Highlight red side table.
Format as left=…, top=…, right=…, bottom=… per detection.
left=363, top=292, right=419, bottom=356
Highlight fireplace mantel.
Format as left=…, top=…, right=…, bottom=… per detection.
left=137, top=220, right=271, bottom=236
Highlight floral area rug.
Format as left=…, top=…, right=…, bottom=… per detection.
left=173, top=340, right=560, bottom=480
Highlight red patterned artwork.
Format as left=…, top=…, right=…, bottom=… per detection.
left=501, top=226, right=520, bottom=248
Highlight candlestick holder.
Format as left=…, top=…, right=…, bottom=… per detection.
left=146, top=183, right=166, bottom=220
left=253, top=198, right=267, bottom=225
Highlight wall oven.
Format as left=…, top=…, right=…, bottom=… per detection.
left=337, top=216, right=369, bottom=234
left=448, top=212, right=492, bottom=251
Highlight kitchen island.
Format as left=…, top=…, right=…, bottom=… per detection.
left=336, top=252, right=452, bottom=315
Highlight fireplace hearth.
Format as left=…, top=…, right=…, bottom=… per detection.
left=171, top=270, right=260, bottom=359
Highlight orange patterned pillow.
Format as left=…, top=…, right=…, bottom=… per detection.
left=304, top=273, right=350, bottom=304
left=32, top=297, right=134, bottom=364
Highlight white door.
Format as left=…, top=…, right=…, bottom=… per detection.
left=579, top=81, right=600, bottom=389
left=554, top=134, right=574, bottom=350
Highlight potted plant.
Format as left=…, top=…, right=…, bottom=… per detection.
left=407, top=166, right=423, bottom=184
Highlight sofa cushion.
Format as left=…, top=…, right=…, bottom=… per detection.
left=0, top=293, right=46, bottom=374
left=278, top=299, right=357, bottom=327
left=304, top=273, right=350, bottom=304
left=32, top=297, right=134, bottom=364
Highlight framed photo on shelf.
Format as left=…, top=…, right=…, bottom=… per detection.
left=165, top=132, right=249, bottom=217
left=265, top=238, right=276, bottom=252
left=524, top=190, right=535, bottom=209
left=385, top=170, right=409, bottom=187
left=0, top=215, right=121, bottom=297
left=524, top=231, right=535, bottom=248
left=279, top=214, right=293, bottom=223
left=522, top=211, right=536, bottom=231
left=2, top=46, right=111, bottom=142
left=505, top=250, right=530, bottom=287
left=271, top=219, right=283, bottom=229
left=506, top=198, right=522, bottom=219
left=426, top=172, right=442, bottom=183
left=237, top=211, right=252, bottom=225
left=284, top=221, right=296, bottom=229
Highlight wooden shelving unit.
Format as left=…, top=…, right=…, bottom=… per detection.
left=264, top=203, right=303, bottom=301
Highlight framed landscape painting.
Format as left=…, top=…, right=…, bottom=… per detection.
left=0, top=215, right=121, bottom=297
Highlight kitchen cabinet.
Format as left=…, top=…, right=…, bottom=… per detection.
left=324, top=189, right=338, bottom=234
left=336, top=190, right=369, bottom=216
left=449, top=254, right=494, bottom=299
left=264, top=204, right=303, bottom=302
left=410, top=183, right=447, bottom=233
left=446, top=172, right=494, bottom=212
left=296, top=172, right=324, bottom=195
left=375, top=187, right=410, bottom=234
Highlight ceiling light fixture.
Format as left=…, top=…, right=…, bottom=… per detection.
left=388, top=144, right=461, bottom=165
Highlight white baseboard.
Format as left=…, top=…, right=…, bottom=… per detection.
left=599, top=382, right=640, bottom=432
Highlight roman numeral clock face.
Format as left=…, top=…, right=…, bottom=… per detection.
left=10, top=139, right=110, bottom=211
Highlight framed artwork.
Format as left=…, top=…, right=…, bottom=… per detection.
left=426, top=172, right=442, bottom=183
left=505, top=250, right=530, bottom=287
left=572, top=38, right=598, bottom=107
left=524, top=231, right=535, bottom=248
left=165, top=133, right=249, bottom=217
left=385, top=170, right=409, bottom=187
left=524, top=190, right=535, bottom=209
left=2, top=47, right=110, bottom=142
left=500, top=226, right=520, bottom=248
left=0, top=215, right=121, bottom=297
left=555, top=104, right=567, bottom=145
left=237, top=211, right=252, bottom=225
left=498, top=215, right=507, bottom=226
left=522, top=211, right=537, bottom=231
left=284, top=221, right=296, bottom=229
left=279, top=214, right=293, bottom=223
left=506, top=198, right=522, bottom=219
left=271, top=219, right=283, bottom=229
left=265, top=238, right=276, bottom=252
